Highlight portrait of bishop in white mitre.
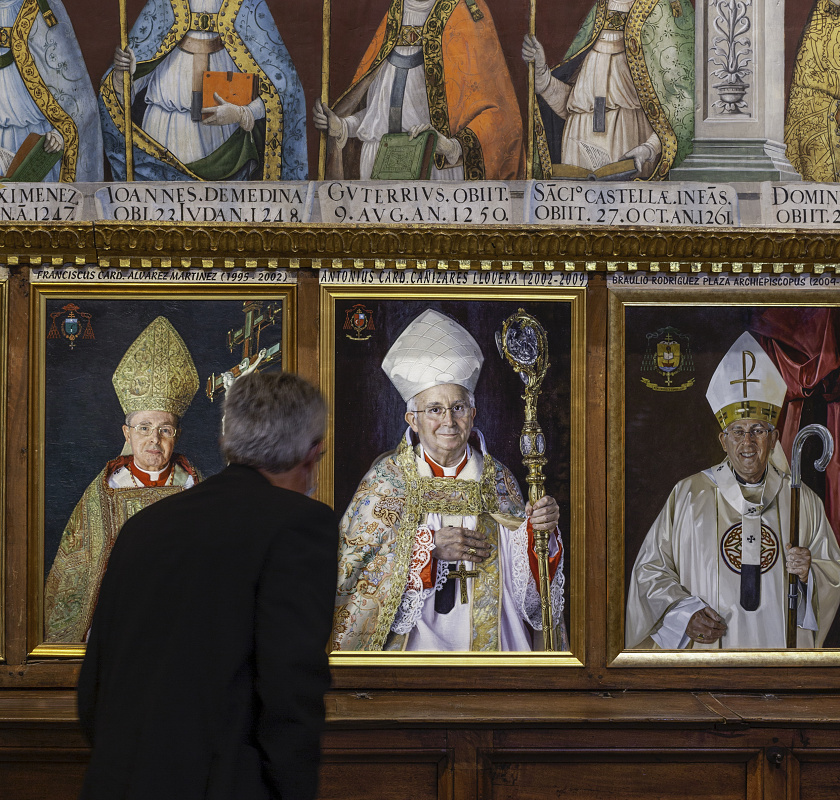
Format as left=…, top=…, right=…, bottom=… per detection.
left=626, top=332, right=840, bottom=649
left=332, top=309, right=567, bottom=652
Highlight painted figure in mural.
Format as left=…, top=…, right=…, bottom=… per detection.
left=784, top=0, right=840, bottom=181
left=314, top=0, right=524, bottom=181
left=0, top=0, right=102, bottom=181
left=99, top=0, right=307, bottom=181
left=332, top=309, right=566, bottom=652
left=44, top=317, right=202, bottom=643
left=626, top=333, right=840, bottom=650
left=522, top=0, right=694, bottom=180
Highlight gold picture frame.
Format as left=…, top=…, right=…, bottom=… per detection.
left=28, top=279, right=297, bottom=658
left=321, top=277, right=586, bottom=666
left=608, top=284, right=840, bottom=666
left=0, top=270, right=7, bottom=663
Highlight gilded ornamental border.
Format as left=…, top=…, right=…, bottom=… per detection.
left=1, top=224, right=840, bottom=270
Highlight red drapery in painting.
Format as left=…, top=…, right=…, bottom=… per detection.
left=752, top=308, right=840, bottom=543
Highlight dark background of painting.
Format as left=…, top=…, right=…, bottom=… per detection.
left=65, top=0, right=817, bottom=180
left=43, top=296, right=285, bottom=574
left=331, top=296, right=573, bottom=635
left=624, top=304, right=840, bottom=647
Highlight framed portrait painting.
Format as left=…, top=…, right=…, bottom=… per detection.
left=321, top=271, right=585, bottom=665
left=609, top=281, right=840, bottom=666
left=28, top=276, right=296, bottom=656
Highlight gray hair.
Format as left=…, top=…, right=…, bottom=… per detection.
left=221, top=371, right=326, bottom=473
left=407, top=387, right=475, bottom=413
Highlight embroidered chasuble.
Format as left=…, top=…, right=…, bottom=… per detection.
left=44, top=454, right=200, bottom=642
left=333, top=437, right=565, bottom=652
left=98, top=0, right=307, bottom=181
left=0, top=0, right=102, bottom=181
left=532, top=0, right=694, bottom=180
left=325, top=0, right=524, bottom=181
left=626, top=460, right=840, bottom=649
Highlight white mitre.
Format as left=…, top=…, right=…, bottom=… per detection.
left=382, top=309, right=484, bottom=402
left=706, top=332, right=787, bottom=430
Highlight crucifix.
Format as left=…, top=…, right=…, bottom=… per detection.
left=206, top=301, right=282, bottom=401
left=447, top=562, right=479, bottom=604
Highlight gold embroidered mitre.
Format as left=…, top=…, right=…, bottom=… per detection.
left=112, top=317, right=199, bottom=418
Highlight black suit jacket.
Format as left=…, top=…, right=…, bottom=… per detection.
left=77, top=464, right=339, bottom=800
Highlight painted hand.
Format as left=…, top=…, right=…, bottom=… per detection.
left=621, top=143, right=655, bottom=173
left=525, top=495, right=560, bottom=531
left=44, top=130, right=64, bottom=153
left=433, top=526, right=491, bottom=563
left=685, top=606, right=727, bottom=644
left=521, top=34, right=547, bottom=73
left=409, top=124, right=460, bottom=164
left=313, top=98, right=343, bottom=138
left=202, top=94, right=249, bottom=127
left=113, top=46, right=136, bottom=76
left=785, top=544, right=811, bottom=582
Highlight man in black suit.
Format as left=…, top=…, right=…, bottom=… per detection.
left=77, top=371, right=338, bottom=800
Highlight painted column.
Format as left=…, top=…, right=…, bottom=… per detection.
left=670, top=0, right=800, bottom=181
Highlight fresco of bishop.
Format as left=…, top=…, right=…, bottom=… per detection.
left=99, top=0, right=307, bottom=181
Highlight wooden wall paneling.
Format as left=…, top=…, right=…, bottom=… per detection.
left=297, top=268, right=319, bottom=386
left=0, top=748, right=88, bottom=800
left=482, top=748, right=763, bottom=800
left=319, top=728, right=452, bottom=800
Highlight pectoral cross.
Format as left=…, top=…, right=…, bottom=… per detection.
left=447, top=563, right=479, bottom=604
left=206, top=301, right=283, bottom=401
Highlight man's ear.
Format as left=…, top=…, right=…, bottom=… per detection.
left=718, top=431, right=727, bottom=451
left=303, top=441, right=323, bottom=469
left=405, top=411, right=419, bottom=432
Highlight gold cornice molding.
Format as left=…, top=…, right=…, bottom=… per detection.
left=0, top=223, right=95, bottom=263
left=0, top=223, right=838, bottom=269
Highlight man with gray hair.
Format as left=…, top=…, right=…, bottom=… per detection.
left=77, top=371, right=338, bottom=800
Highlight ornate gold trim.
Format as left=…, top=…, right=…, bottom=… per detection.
left=320, top=282, right=586, bottom=665
left=333, top=0, right=402, bottom=109
left=624, top=0, right=678, bottom=178
left=0, top=276, right=6, bottom=662
left=4, top=224, right=840, bottom=270
left=423, top=0, right=458, bottom=139
left=218, top=0, right=283, bottom=180
left=12, top=0, right=78, bottom=181
left=714, top=400, right=781, bottom=430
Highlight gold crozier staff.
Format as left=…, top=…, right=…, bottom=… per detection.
left=499, top=308, right=555, bottom=650
left=118, top=0, right=134, bottom=180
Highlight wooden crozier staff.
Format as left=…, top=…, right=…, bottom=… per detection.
left=498, top=309, right=555, bottom=651
left=118, top=0, right=134, bottom=180
left=787, top=423, right=834, bottom=648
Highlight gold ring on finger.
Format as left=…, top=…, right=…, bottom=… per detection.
left=467, top=547, right=477, bottom=556
left=697, top=633, right=705, bottom=640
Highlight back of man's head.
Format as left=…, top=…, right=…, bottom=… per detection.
left=221, top=372, right=326, bottom=474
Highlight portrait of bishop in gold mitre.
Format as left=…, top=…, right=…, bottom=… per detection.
left=44, top=316, right=202, bottom=643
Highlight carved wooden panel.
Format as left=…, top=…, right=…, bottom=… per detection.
left=483, top=749, right=761, bottom=800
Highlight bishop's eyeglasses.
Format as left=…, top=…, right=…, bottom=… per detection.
left=126, top=424, right=179, bottom=439
left=414, top=403, right=472, bottom=420
left=723, top=425, right=772, bottom=441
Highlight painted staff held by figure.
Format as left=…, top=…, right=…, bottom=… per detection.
left=498, top=308, right=556, bottom=651
left=787, top=424, right=834, bottom=648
